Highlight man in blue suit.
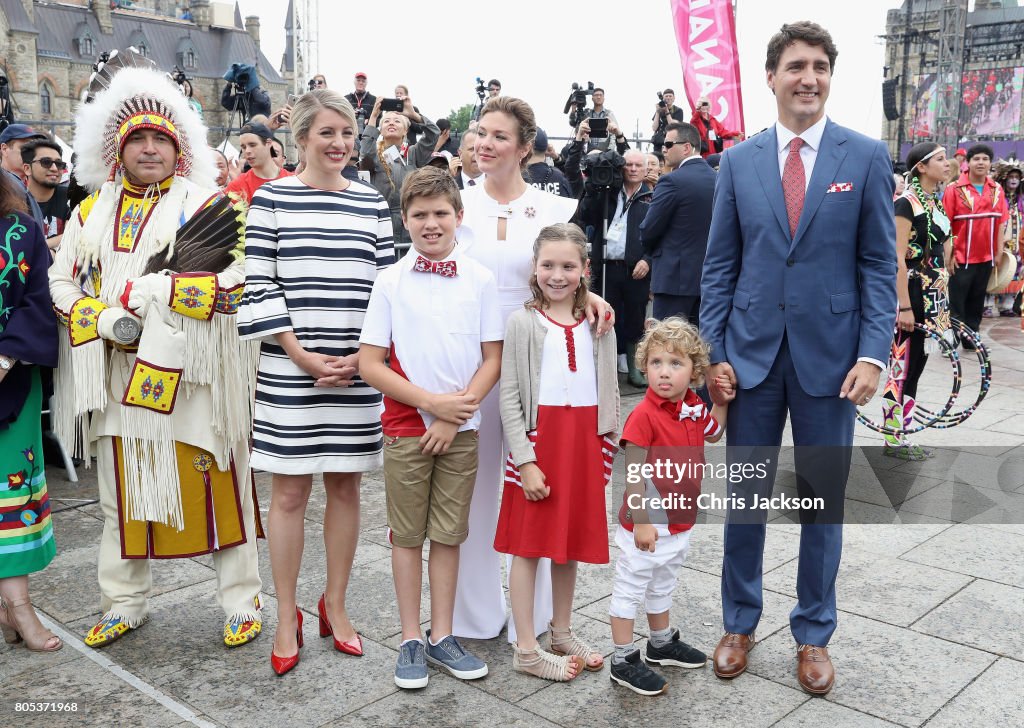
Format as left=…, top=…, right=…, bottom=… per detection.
left=700, top=22, right=896, bottom=695
left=639, top=122, right=717, bottom=323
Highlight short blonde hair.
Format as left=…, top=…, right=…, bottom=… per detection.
left=290, top=89, right=356, bottom=147
left=635, top=317, right=711, bottom=386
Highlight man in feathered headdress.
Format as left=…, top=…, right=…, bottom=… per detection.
left=990, top=159, right=1023, bottom=316
left=49, top=51, right=263, bottom=649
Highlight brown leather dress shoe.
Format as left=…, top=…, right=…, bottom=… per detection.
left=797, top=644, right=835, bottom=695
left=713, top=632, right=755, bottom=678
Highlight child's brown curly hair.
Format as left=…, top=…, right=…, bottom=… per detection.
left=634, top=317, right=711, bottom=387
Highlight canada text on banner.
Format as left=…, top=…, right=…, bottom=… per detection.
left=670, top=0, right=745, bottom=140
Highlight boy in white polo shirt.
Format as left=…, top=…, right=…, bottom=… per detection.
left=360, top=167, right=503, bottom=690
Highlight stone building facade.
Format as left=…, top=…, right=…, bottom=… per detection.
left=0, top=0, right=287, bottom=146
left=882, top=0, right=1024, bottom=158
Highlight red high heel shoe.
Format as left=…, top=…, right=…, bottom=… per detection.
left=270, top=608, right=303, bottom=676
left=318, top=593, right=363, bottom=656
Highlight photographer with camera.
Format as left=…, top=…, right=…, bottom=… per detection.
left=568, top=85, right=618, bottom=133
left=638, top=122, right=715, bottom=326
left=359, top=94, right=439, bottom=245
left=345, top=72, right=377, bottom=137
left=651, top=88, right=685, bottom=155
left=690, top=96, right=743, bottom=158
left=220, top=63, right=272, bottom=124
left=564, top=117, right=630, bottom=198
left=579, top=146, right=653, bottom=387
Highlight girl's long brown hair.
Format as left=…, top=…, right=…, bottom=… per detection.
left=526, top=223, right=590, bottom=320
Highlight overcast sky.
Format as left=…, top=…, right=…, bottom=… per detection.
left=235, top=0, right=893, bottom=142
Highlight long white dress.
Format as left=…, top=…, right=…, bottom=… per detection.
left=452, top=183, right=578, bottom=640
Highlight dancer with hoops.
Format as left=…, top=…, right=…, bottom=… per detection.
left=884, top=142, right=953, bottom=460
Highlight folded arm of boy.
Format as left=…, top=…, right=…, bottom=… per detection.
left=359, top=341, right=502, bottom=455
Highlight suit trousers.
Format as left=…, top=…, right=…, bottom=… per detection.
left=603, top=260, right=650, bottom=353
left=948, top=262, right=992, bottom=339
left=722, top=336, right=855, bottom=646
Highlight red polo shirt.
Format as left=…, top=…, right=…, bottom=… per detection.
left=618, top=387, right=721, bottom=534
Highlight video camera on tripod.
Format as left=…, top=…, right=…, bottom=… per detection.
left=224, top=63, right=259, bottom=93
left=582, top=149, right=625, bottom=193
left=564, top=81, right=595, bottom=127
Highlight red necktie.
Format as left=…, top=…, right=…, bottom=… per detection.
left=783, top=137, right=805, bottom=238
left=413, top=255, right=457, bottom=277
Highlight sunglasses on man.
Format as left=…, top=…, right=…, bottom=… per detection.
left=662, top=140, right=689, bottom=150
left=32, top=158, right=67, bottom=170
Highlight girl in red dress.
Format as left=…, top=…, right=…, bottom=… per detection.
left=495, top=223, right=619, bottom=681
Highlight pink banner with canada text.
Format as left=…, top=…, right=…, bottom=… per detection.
left=670, top=0, right=745, bottom=142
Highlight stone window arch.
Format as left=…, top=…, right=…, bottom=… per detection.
left=40, top=82, right=52, bottom=116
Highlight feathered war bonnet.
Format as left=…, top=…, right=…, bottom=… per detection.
left=74, top=48, right=216, bottom=191
left=993, top=158, right=1024, bottom=185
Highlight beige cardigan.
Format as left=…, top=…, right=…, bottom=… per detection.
left=500, top=307, right=620, bottom=467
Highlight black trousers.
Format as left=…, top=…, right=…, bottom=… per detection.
left=602, top=260, right=650, bottom=354
left=948, top=263, right=992, bottom=337
left=653, top=294, right=700, bottom=325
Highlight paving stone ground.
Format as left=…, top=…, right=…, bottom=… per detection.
left=3, top=317, right=1022, bottom=727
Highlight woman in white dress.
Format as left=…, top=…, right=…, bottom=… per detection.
left=454, top=96, right=613, bottom=640
left=238, top=90, right=395, bottom=675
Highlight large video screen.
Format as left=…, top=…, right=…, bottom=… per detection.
left=908, top=66, right=1024, bottom=138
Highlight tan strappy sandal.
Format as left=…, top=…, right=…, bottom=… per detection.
left=0, top=597, right=63, bottom=652
left=548, top=623, right=604, bottom=671
left=513, top=642, right=584, bottom=681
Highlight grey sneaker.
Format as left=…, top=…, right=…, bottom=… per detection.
left=425, top=629, right=488, bottom=680
left=394, top=639, right=428, bottom=689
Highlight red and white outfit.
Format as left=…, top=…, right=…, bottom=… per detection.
left=494, top=311, right=612, bottom=565
left=359, top=244, right=503, bottom=437
left=609, top=388, right=720, bottom=620
left=942, top=174, right=1008, bottom=267
left=452, top=184, right=577, bottom=640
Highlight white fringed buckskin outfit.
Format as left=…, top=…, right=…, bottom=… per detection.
left=48, top=55, right=262, bottom=648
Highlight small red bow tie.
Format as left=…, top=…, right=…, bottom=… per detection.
left=413, top=256, right=457, bottom=277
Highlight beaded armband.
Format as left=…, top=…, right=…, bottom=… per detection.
left=68, top=296, right=108, bottom=347
left=168, top=273, right=217, bottom=321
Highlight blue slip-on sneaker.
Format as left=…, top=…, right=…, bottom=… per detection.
left=394, top=639, right=428, bottom=689
left=645, top=627, right=707, bottom=669
left=425, top=629, right=488, bottom=680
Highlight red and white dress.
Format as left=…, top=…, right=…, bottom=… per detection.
left=494, top=311, right=612, bottom=565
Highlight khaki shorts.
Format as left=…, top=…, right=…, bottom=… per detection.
left=383, top=430, right=479, bottom=547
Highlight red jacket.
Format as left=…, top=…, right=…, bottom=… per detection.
left=942, top=174, right=1008, bottom=265
left=689, top=111, right=740, bottom=158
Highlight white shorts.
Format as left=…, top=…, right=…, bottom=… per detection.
left=609, top=524, right=691, bottom=619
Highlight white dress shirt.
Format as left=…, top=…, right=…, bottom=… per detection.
left=775, top=115, right=827, bottom=190
left=775, top=115, right=884, bottom=373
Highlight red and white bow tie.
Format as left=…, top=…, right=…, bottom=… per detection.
left=413, top=255, right=457, bottom=277
left=677, top=403, right=704, bottom=421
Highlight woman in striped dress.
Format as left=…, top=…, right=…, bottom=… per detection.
left=0, top=181, right=61, bottom=652
left=238, top=90, right=395, bottom=674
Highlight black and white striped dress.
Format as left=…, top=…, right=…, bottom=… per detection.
left=238, top=177, right=395, bottom=474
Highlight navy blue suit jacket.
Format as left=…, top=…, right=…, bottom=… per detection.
left=699, top=120, right=897, bottom=398
left=639, top=156, right=717, bottom=297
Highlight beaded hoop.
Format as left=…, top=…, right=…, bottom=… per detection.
left=911, top=318, right=991, bottom=429
left=856, top=322, right=961, bottom=436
